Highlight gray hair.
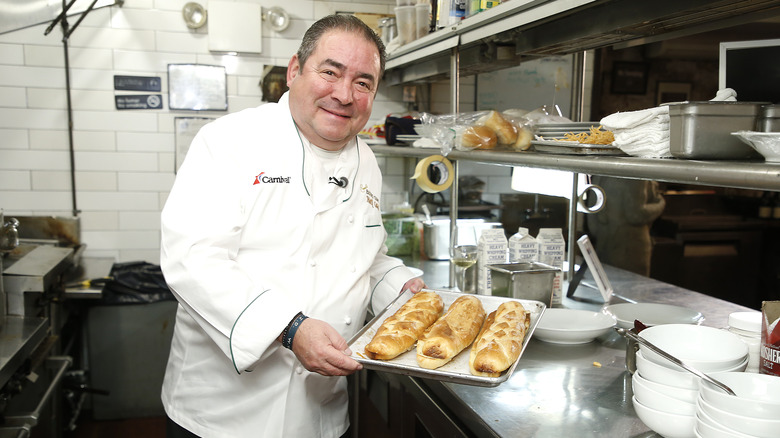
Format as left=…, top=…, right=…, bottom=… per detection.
left=296, top=14, right=386, bottom=80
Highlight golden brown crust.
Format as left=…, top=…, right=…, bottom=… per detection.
left=469, top=301, right=530, bottom=377
left=416, top=295, right=486, bottom=369
left=482, top=110, right=518, bottom=145
left=364, top=291, right=444, bottom=360
left=461, top=126, right=498, bottom=150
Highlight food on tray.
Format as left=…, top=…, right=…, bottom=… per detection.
left=417, top=295, right=487, bottom=369
left=554, top=125, right=615, bottom=145
left=364, top=291, right=444, bottom=360
left=514, top=126, right=534, bottom=151
left=469, top=301, right=530, bottom=377
left=461, top=125, right=498, bottom=150
left=481, top=110, right=518, bottom=145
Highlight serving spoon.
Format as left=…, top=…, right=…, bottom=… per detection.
left=615, top=326, right=737, bottom=396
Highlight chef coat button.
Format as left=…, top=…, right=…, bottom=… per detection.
left=296, top=366, right=303, bottom=374
left=309, top=260, right=316, bottom=267
left=344, top=316, right=352, bottom=325
left=351, top=266, right=356, bottom=273
left=348, top=215, right=354, bottom=224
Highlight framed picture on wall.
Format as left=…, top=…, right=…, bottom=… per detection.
left=657, top=81, right=692, bottom=105
left=611, top=62, right=648, bottom=94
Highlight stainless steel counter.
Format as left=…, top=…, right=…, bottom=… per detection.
left=397, top=258, right=751, bottom=437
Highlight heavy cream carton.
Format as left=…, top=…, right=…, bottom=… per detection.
left=477, top=228, right=507, bottom=295
left=508, top=227, right=538, bottom=263
left=536, top=228, right=565, bottom=305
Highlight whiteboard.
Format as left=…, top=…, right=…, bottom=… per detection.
left=476, top=55, right=573, bottom=117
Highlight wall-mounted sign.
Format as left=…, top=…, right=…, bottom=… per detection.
left=168, top=64, right=228, bottom=111
left=115, top=94, right=163, bottom=110
left=114, top=75, right=162, bottom=92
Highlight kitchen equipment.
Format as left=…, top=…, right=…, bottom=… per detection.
left=487, top=262, right=557, bottom=305
left=349, top=289, right=546, bottom=387
left=699, top=372, right=780, bottom=420
left=533, top=308, right=615, bottom=344
left=604, top=302, right=704, bottom=329
left=666, top=101, right=767, bottom=159
left=635, top=350, right=747, bottom=390
left=632, top=396, right=696, bottom=438
left=422, top=217, right=499, bottom=260
left=617, top=327, right=737, bottom=396
left=757, top=104, right=780, bottom=131
left=731, top=130, right=780, bottom=162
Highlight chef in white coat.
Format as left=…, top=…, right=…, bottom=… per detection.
left=160, top=15, right=425, bottom=438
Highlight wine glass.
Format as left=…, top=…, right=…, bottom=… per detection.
left=449, top=222, right=478, bottom=293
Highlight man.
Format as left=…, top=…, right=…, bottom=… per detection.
left=160, top=15, right=425, bottom=437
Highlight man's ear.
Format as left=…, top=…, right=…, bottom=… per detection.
left=286, top=55, right=300, bottom=86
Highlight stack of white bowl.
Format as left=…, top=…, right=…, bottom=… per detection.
left=631, top=324, right=749, bottom=438
left=696, top=372, right=780, bottom=438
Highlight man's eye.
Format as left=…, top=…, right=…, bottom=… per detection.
left=356, top=81, right=372, bottom=92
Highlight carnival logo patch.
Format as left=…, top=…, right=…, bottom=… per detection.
left=253, top=172, right=292, bottom=185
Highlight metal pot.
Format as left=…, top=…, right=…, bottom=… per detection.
left=422, top=217, right=501, bottom=260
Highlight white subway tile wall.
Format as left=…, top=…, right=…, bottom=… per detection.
left=0, top=1, right=535, bottom=264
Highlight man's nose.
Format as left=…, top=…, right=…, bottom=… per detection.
left=331, top=79, right=353, bottom=104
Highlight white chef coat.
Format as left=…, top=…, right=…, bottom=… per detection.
left=160, top=92, right=415, bottom=438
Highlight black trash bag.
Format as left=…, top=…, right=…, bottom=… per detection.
left=101, top=261, right=175, bottom=305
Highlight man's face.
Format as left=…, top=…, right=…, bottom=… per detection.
left=286, top=29, right=381, bottom=151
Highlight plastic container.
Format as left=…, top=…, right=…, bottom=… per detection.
left=727, top=311, right=762, bottom=373
left=395, top=6, right=417, bottom=45
left=666, top=101, right=767, bottom=159
left=415, top=3, right=431, bottom=40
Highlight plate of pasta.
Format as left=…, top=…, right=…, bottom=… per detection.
left=532, top=123, right=625, bottom=155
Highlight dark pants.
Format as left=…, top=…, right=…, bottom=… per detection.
left=167, top=417, right=199, bottom=438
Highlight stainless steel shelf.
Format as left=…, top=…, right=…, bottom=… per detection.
left=371, top=145, right=780, bottom=191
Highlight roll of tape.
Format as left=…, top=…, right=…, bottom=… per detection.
left=411, top=155, right=454, bottom=193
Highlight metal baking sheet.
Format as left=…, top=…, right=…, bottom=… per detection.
left=348, top=289, right=546, bottom=387
left=531, top=140, right=625, bottom=156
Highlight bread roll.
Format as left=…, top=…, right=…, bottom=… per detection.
left=469, top=301, right=530, bottom=377
left=365, top=291, right=444, bottom=360
left=461, top=126, right=497, bottom=150
left=416, top=295, right=486, bottom=369
left=513, top=126, right=533, bottom=151
left=482, top=110, right=518, bottom=145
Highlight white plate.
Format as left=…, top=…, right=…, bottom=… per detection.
left=604, top=303, right=704, bottom=329
left=534, top=308, right=616, bottom=344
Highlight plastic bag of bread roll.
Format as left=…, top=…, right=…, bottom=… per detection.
left=455, top=125, right=498, bottom=151
left=477, top=111, right=518, bottom=146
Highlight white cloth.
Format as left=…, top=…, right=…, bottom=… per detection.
left=711, top=88, right=737, bottom=101
left=160, top=92, right=415, bottom=438
left=600, top=106, right=671, bottom=158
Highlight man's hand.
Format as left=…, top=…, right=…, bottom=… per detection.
left=402, top=276, right=426, bottom=294
left=291, top=318, right=362, bottom=376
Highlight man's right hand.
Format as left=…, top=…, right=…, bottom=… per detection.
left=290, top=318, right=362, bottom=376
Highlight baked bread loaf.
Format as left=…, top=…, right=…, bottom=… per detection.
left=461, top=126, right=497, bottom=150
left=365, top=291, right=444, bottom=360
left=482, top=110, right=518, bottom=145
left=469, top=301, right=530, bottom=377
left=416, top=295, right=486, bottom=369
left=513, top=126, right=534, bottom=151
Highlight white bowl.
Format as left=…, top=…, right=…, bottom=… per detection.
left=604, top=303, right=704, bottom=329
left=732, top=131, right=780, bottom=163
left=695, top=407, right=753, bottom=438
left=638, top=324, right=748, bottom=372
left=633, top=396, right=696, bottom=438
left=635, top=350, right=748, bottom=390
left=533, top=309, right=615, bottom=344
left=699, top=371, right=780, bottom=419
left=696, top=393, right=780, bottom=438
left=632, top=373, right=697, bottom=415
left=634, top=371, right=698, bottom=403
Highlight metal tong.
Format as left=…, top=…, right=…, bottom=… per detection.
left=615, top=326, right=737, bottom=396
